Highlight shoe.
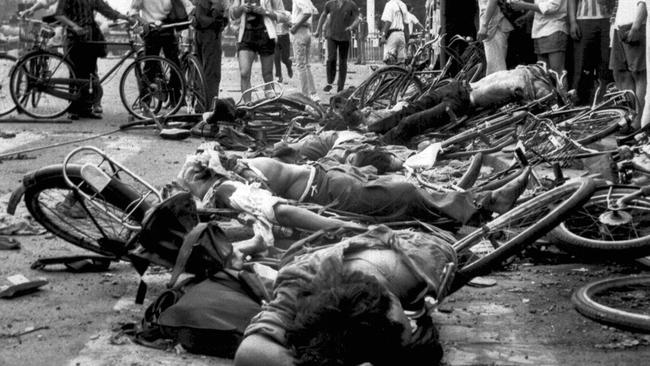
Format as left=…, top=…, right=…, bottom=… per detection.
left=323, top=84, right=333, bottom=92
left=287, top=68, right=293, bottom=79
left=483, top=167, right=531, bottom=214
left=78, top=111, right=103, bottom=120
left=277, top=77, right=283, bottom=84
left=92, top=104, right=103, bottom=114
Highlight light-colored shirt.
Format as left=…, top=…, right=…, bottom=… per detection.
left=275, top=10, right=290, bottom=35
left=129, top=0, right=194, bottom=23
left=405, top=11, right=420, bottom=34
left=291, top=0, right=318, bottom=27
left=576, top=0, right=613, bottom=19
left=381, top=0, right=408, bottom=31
left=477, top=0, right=514, bottom=39
left=229, top=0, right=287, bottom=41
left=532, top=0, right=568, bottom=39
left=614, top=0, right=646, bottom=27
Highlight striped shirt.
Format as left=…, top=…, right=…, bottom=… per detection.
left=576, top=0, right=614, bottom=19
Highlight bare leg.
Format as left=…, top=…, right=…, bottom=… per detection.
left=633, top=70, right=647, bottom=129
left=547, top=51, right=566, bottom=75
left=238, top=50, right=256, bottom=102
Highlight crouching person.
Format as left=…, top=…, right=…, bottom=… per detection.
left=234, top=225, right=455, bottom=366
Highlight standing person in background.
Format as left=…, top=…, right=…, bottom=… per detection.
left=316, top=0, right=359, bottom=93
left=230, top=0, right=287, bottom=102
left=55, top=0, right=131, bottom=120
left=610, top=0, right=647, bottom=129
left=193, top=0, right=229, bottom=110
left=354, top=12, right=368, bottom=65
left=130, top=0, right=194, bottom=107
left=380, top=0, right=408, bottom=64
left=290, top=0, right=319, bottom=102
left=510, top=0, right=569, bottom=75
left=476, top=0, right=514, bottom=74
left=274, top=9, right=293, bottom=84
left=567, top=0, right=614, bottom=105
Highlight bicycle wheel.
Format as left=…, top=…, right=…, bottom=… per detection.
left=119, top=55, right=186, bottom=120
left=354, top=65, right=413, bottom=109
left=573, top=275, right=650, bottom=333
left=10, top=51, right=74, bottom=119
left=450, top=178, right=595, bottom=291
left=0, top=53, right=16, bottom=117
left=182, top=54, right=208, bottom=113
left=249, top=95, right=324, bottom=122
left=551, top=185, right=650, bottom=257
left=559, top=108, right=630, bottom=145
left=23, top=164, right=152, bottom=258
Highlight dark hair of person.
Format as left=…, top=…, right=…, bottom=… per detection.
left=285, top=259, right=443, bottom=366
left=353, top=149, right=393, bottom=174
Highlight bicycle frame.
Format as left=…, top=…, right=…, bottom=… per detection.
left=62, top=146, right=163, bottom=231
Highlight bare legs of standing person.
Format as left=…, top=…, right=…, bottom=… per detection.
left=238, top=50, right=275, bottom=103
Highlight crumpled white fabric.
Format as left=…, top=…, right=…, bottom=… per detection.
left=404, top=142, right=442, bottom=171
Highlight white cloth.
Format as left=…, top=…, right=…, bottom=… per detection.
left=129, top=0, right=194, bottom=23
left=532, top=0, right=568, bottom=39
left=381, top=0, right=408, bottom=31
left=405, top=11, right=420, bottom=34
left=614, top=0, right=646, bottom=27
left=404, top=142, right=442, bottom=171
left=291, top=0, right=318, bottom=26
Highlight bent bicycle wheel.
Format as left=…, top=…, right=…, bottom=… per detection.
left=182, top=54, right=208, bottom=113
left=450, top=178, right=596, bottom=292
left=559, top=108, right=630, bottom=145
left=573, top=275, right=650, bottom=333
left=551, top=185, right=650, bottom=257
left=10, top=51, right=74, bottom=119
left=23, top=164, right=152, bottom=258
left=119, top=55, right=186, bottom=120
left=0, top=53, right=17, bottom=117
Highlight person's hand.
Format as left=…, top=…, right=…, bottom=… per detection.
left=569, top=20, right=581, bottom=40
left=72, top=25, right=87, bottom=36
left=627, top=26, right=642, bottom=44
left=250, top=5, right=265, bottom=15
left=514, top=13, right=529, bottom=28
left=476, top=26, right=488, bottom=42
left=18, top=9, right=34, bottom=18
left=509, top=1, right=526, bottom=11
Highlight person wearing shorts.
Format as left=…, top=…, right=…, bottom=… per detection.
left=510, top=0, right=568, bottom=74
left=230, top=0, right=288, bottom=102
left=610, top=0, right=647, bottom=129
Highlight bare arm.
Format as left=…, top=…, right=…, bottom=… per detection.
left=627, top=2, right=648, bottom=43
left=290, top=13, right=311, bottom=33
left=478, top=0, right=500, bottom=40
left=568, top=0, right=580, bottom=40
left=274, top=204, right=365, bottom=232
left=234, top=334, right=294, bottom=366
left=316, top=3, right=329, bottom=36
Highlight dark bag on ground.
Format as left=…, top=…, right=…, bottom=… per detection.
left=134, top=269, right=270, bottom=358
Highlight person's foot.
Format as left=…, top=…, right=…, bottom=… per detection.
left=277, top=77, right=283, bottom=84
left=323, top=84, right=333, bottom=92
left=483, top=167, right=531, bottom=214
left=92, top=104, right=103, bottom=114
left=78, top=111, right=103, bottom=120
left=287, top=68, right=293, bottom=79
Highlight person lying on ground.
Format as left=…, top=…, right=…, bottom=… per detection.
left=234, top=224, right=455, bottom=366
left=364, top=64, right=558, bottom=145
left=176, top=149, right=366, bottom=249
left=271, top=130, right=411, bottom=173
left=178, top=145, right=531, bottom=229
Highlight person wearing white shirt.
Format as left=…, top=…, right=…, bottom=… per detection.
left=290, top=0, right=319, bottom=102
left=611, top=0, right=647, bottom=129
left=405, top=5, right=423, bottom=35
left=510, top=0, right=569, bottom=75
left=381, top=0, right=409, bottom=64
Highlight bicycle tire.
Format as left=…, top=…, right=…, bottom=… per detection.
left=23, top=164, right=152, bottom=258
left=10, top=51, right=74, bottom=119
left=0, top=53, right=17, bottom=117
left=572, top=275, right=650, bottom=333
left=354, top=65, right=414, bottom=109
left=182, top=54, right=208, bottom=113
left=566, top=108, right=629, bottom=145
left=249, top=95, right=324, bottom=122
left=450, top=178, right=596, bottom=291
left=551, top=185, right=650, bottom=257
left=119, top=55, right=186, bottom=120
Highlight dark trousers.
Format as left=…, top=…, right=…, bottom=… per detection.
left=143, top=30, right=182, bottom=102
left=195, top=28, right=223, bottom=105
left=66, top=40, right=99, bottom=114
left=369, top=81, right=472, bottom=145
left=356, top=38, right=366, bottom=63
left=274, top=33, right=292, bottom=79
left=572, top=18, right=611, bottom=104
left=326, top=38, right=350, bottom=91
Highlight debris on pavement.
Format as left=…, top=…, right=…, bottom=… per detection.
left=0, top=274, right=48, bottom=299
left=0, top=236, right=20, bottom=250
left=0, top=212, right=44, bottom=235
left=0, top=326, right=50, bottom=339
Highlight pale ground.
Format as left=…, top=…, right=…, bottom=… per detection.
left=0, top=56, right=649, bottom=366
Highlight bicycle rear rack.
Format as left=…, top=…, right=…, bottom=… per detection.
left=62, top=146, right=163, bottom=230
